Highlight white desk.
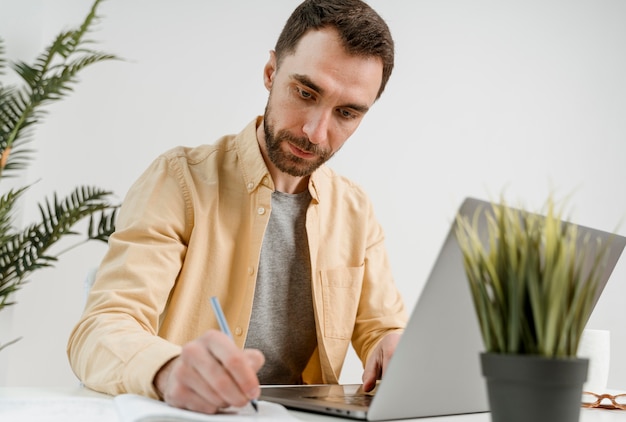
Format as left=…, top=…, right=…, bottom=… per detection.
left=1, top=387, right=626, bottom=421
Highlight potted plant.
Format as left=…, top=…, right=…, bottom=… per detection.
left=454, top=196, right=612, bottom=422
left=0, top=0, right=118, bottom=351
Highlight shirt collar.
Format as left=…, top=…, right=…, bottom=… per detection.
left=235, top=116, right=274, bottom=193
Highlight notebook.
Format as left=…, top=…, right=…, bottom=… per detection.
left=113, top=394, right=299, bottom=422
left=260, top=196, right=626, bottom=421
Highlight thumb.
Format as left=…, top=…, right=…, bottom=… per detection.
left=244, top=348, right=265, bottom=372
left=361, top=356, right=380, bottom=392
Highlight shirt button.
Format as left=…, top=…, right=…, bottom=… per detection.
left=247, top=267, right=254, bottom=275
left=247, top=182, right=254, bottom=190
left=257, top=207, right=266, bottom=215
left=234, top=327, right=243, bottom=336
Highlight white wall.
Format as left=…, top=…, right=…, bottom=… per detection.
left=2, top=0, right=625, bottom=390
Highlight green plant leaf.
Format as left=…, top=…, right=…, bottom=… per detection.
left=455, top=195, right=613, bottom=358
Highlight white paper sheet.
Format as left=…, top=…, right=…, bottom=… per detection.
left=0, top=396, right=117, bottom=422
left=114, top=394, right=301, bottom=422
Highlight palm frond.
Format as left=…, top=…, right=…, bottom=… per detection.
left=0, top=0, right=120, bottom=179
left=37, top=186, right=114, bottom=240
left=0, top=336, right=22, bottom=353
left=0, top=186, right=118, bottom=313
left=0, top=185, right=30, bottom=243
left=88, top=206, right=119, bottom=242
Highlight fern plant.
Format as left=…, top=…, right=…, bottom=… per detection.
left=455, top=197, right=609, bottom=358
left=0, top=0, right=119, bottom=350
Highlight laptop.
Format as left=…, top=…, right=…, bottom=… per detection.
left=260, top=197, right=626, bottom=421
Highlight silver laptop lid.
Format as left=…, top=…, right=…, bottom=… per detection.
left=370, top=196, right=626, bottom=420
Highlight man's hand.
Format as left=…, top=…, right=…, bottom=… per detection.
left=154, top=330, right=265, bottom=414
left=361, top=332, right=402, bottom=392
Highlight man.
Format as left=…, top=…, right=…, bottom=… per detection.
left=67, top=0, right=407, bottom=415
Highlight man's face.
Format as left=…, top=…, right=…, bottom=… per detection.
left=262, top=28, right=383, bottom=177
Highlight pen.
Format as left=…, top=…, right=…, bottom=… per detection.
left=209, top=296, right=259, bottom=413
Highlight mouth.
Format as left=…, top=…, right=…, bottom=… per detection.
left=287, top=142, right=316, bottom=159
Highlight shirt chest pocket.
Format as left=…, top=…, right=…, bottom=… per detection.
left=320, top=266, right=364, bottom=339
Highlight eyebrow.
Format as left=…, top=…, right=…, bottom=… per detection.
left=291, top=73, right=371, bottom=114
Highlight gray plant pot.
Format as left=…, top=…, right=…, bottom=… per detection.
left=481, top=352, right=588, bottom=422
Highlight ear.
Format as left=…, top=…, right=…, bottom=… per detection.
left=263, top=50, right=278, bottom=91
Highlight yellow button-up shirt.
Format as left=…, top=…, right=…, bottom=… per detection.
left=67, top=117, right=407, bottom=398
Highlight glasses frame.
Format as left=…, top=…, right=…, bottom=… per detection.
left=582, top=391, right=626, bottom=410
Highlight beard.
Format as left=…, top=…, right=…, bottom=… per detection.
left=263, top=103, right=333, bottom=177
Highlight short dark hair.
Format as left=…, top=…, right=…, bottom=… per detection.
left=275, top=0, right=394, bottom=99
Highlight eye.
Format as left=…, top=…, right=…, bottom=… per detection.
left=337, top=108, right=357, bottom=120
left=295, top=86, right=314, bottom=100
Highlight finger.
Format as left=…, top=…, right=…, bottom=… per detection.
left=166, top=380, right=225, bottom=414
left=362, top=373, right=377, bottom=392
left=161, top=356, right=227, bottom=414
left=180, top=340, right=249, bottom=408
left=208, top=342, right=262, bottom=402
left=362, top=356, right=379, bottom=392
left=195, top=331, right=261, bottom=405
left=183, top=390, right=223, bottom=415
left=244, top=348, right=265, bottom=373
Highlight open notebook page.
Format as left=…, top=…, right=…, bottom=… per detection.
left=114, top=394, right=301, bottom=422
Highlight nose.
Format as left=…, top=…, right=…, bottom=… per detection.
left=302, top=109, right=331, bottom=145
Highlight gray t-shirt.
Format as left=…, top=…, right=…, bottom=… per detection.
left=244, top=190, right=317, bottom=384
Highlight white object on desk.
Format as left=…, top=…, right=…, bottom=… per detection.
left=115, top=393, right=300, bottom=421
left=578, top=329, right=611, bottom=392
left=0, top=389, right=299, bottom=422
left=0, top=396, right=116, bottom=422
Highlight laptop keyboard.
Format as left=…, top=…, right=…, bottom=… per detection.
left=305, top=394, right=374, bottom=407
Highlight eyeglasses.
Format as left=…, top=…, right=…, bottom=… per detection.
left=582, top=391, right=626, bottom=410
